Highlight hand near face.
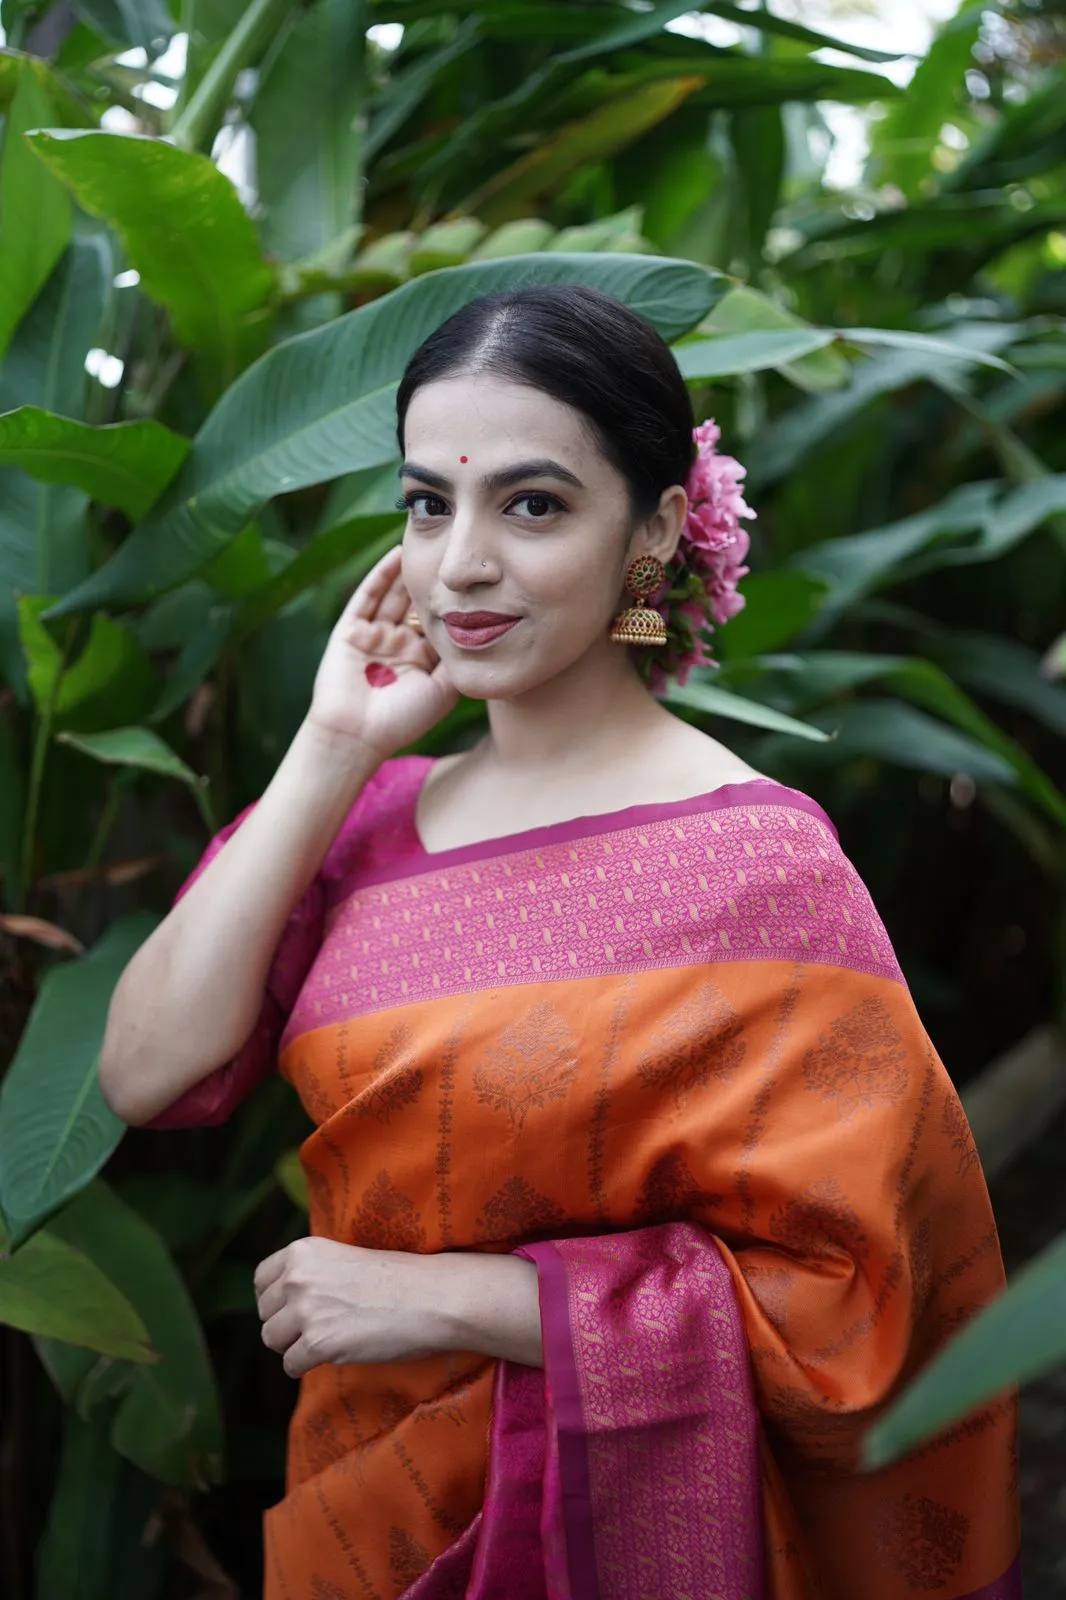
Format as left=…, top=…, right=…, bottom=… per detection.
left=254, top=1237, right=445, bottom=1378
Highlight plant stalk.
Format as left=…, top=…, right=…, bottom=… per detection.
left=169, top=0, right=303, bottom=153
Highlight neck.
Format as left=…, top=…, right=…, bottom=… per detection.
left=482, top=639, right=664, bottom=775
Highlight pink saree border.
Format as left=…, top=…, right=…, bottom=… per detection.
left=357, top=776, right=837, bottom=894
left=284, top=786, right=901, bottom=1042
left=521, top=1225, right=766, bottom=1600
left=959, top=1557, right=1023, bottom=1599
left=519, top=1241, right=601, bottom=1600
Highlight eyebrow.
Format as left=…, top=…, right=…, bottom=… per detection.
left=399, top=458, right=585, bottom=493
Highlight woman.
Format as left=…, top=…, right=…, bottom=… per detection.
left=101, top=286, right=1020, bottom=1600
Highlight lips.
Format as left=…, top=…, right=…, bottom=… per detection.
left=442, top=611, right=521, bottom=648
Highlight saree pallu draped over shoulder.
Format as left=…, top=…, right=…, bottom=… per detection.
left=163, top=763, right=1021, bottom=1600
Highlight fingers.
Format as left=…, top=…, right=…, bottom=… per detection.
left=253, top=1249, right=288, bottom=1298
left=342, top=544, right=416, bottom=629
left=256, top=1278, right=286, bottom=1323
left=336, top=544, right=404, bottom=630
left=283, top=1336, right=320, bottom=1380
left=261, top=1306, right=301, bottom=1356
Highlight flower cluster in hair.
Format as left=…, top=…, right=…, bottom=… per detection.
left=644, top=419, right=755, bottom=694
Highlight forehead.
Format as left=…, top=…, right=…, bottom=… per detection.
left=403, top=373, right=599, bottom=463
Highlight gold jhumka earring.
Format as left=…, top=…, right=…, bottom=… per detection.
left=609, top=555, right=668, bottom=647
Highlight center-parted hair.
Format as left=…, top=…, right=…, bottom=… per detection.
left=395, top=284, right=696, bottom=518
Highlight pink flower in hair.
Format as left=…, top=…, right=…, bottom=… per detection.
left=640, top=418, right=755, bottom=692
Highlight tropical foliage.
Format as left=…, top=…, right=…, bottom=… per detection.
left=0, top=0, right=1064, bottom=1590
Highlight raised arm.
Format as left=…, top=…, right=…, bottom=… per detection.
left=99, top=548, right=458, bottom=1126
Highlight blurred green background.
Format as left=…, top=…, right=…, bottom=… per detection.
left=0, top=1, right=1064, bottom=1595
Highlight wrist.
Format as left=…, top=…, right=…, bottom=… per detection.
left=431, top=1253, right=543, bottom=1367
left=291, top=718, right=383, bottom=786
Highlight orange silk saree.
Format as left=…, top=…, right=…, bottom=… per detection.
left=155, top=758, right=1020, bottom=1600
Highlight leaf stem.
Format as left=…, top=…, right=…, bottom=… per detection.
left=169, top=0, right=302, bottom=152
left=17, top=628, right=72, bottom=912
left=85, top=781, right=121, bottom=873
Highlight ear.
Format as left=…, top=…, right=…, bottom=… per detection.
left=626, top=484, right=687, bottom=569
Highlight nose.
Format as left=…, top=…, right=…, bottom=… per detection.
left=436, top=507, right=501, bottom=593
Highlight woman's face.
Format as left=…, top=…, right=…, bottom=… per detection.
left=399, top=373, right=669, bottom=701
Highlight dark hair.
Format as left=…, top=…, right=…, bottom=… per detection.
left=395, top=284, right=695, bottom=517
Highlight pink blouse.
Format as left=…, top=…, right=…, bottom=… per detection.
left=147, top=756, right=434, bottom=1128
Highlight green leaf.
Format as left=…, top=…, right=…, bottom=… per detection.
left=234, top=512, right=401, bottom=639
left=35, top=1413, right=167, bottom=1600
left=749, top=326, right=1022, bottom=492
left=0, top=62, right=73, bottom=367
left=461, top=77, right=708, bottom=223
left=56, top=728, right=215, bottom=830
left=698, top=284, right=849, bottom=394
left=73, top=0, right=173, bottom=51
left=666, top=679, right=831, bottom=741
left=410, top=218, right=489, bottom=275
left=869, top=2, right=983, bottom=199
left=252, top=0, right=367, bottom=265
left=844, top=326, right=1016, bottom=375
left=809, top=699, right=1016, bottom=785
left=559, top=0, right=903, bottom=65
left=864, top=1231, right=1066, bottom=1470
left=148, top=604, right=233, bottom=723
left=0, top=1227, right=152, bottom=1359
left=37, top=1181, right=224, bottom=1489
left=365, top=16, right=480, bottom=162
left=19, top=601, right=157, bottom=731
left=717, top=571, right=829, bottom=659
left=28, top=130, right=276, bottom=387
left=0, top=48, right=97, bottom=128
left=0, top=232, right=114, bottom=695
left=0, top=409, right=188, bottom=519
left=275, top=1149, right=309, bottom=1211
left=676, top=328, right=835, bottom=379
left=769, top=652, right=1066, bottom=825
left=731, top=106, right=784, bottom=268
left=49, top=252, right=723, bottom=614
left=924, top=632, right=1066, bottom=738
left=0, top=914, right=157, bottom=1248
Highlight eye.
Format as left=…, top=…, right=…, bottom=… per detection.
left=397, top=491, right=450, bottom=520
left=507, top=492, right=563, bottom=519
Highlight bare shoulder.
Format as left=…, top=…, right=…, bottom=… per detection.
left=656, top=713, right=767, bottom=794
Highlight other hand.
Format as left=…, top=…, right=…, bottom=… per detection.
left=307, top=545, right=458, bottom=759
left=254, top=1237, right=445, bottom=1378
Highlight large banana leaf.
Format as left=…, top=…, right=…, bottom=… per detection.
left=0, top=1226, right=152, bottom=1361
left=35, top=1413, right=167, bottom=1600
left=28, top=130, right=276, bottom=387
left=252, top=0, right=368, bottom=264
left=50, top=252, right=724, bottom=615
left=0, top=231, right=114, bottom=693
left=0, top=408, right=189, bottom=519
left=37, top=1181, right=224, bottom=1489
left=0, top=913, right=158, bottom=1248
left=0, top=64, right=72, bottom=366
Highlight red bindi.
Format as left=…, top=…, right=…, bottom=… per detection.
left=459, top=455, right=468, bottom=464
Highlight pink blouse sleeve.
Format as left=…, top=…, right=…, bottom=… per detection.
left=144, top=805, right=324, bottom=1130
